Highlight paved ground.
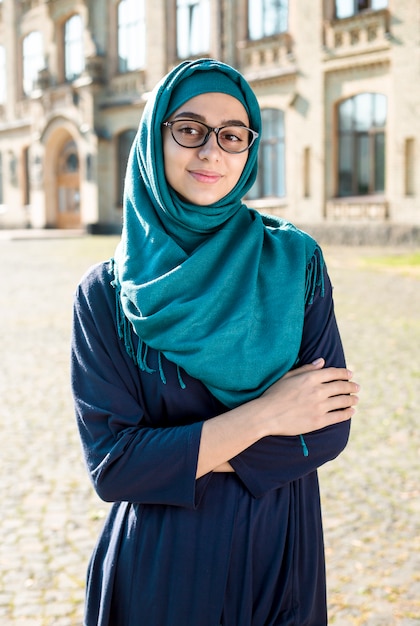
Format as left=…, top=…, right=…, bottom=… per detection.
left=0, top=235, right=419, bottom=625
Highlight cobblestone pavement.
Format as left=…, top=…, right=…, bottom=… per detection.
left=0, top=235, right=419, bottom=625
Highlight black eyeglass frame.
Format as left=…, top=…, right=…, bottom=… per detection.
left=162, top=119, right=259, bottom=154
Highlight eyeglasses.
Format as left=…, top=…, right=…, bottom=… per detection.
left=162, top=119, right=259, bottom=154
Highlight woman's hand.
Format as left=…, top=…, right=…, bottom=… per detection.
left=258, top=358, right=359, bottom=438
left=197, top=358, right=359, bottom=478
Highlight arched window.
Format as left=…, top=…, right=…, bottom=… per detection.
left=23, top=31, right=44, bottom=95
left=248, top=109, right=285, bottom=200
left=117, top=129, right=137, bottom=206
left=118, top=0, right=146, bottom=72
left=64, top=15, right=84, bottom=81
left=59, top=147, right=79, bottom=174
left=176, top=0, right=210, bottom=59
left=335, top=0, right=388, bottom=19
left=248, top=0, right=288, bottom=40
left=338, top=93, right=386, bottom=196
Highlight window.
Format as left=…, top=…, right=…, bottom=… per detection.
left=337, top=93, right=386, bottom=196
left=9, top=151, right=18, bottom=186
left=0, top=45, right=5, bottom=104
left=335, top=0, right=388, bottom=19
left=248, top=0, right=288, bottom=40
left=117, top=129, right=137, bottom=206
left=248, top=109, right=285, bottom=199
left=176, top=0, right=210, bottom=59
left=118, top=0, right=146, bottom=72
left=404, top=138, right=415, bottom=196
left=64, top=14, right=84, bottom=81
left=23, top=31, right=44, bottom=95
left=23, top=147, right=30, bottom=206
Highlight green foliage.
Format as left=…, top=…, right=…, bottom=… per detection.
left=361, top=251, right=420, bottom=277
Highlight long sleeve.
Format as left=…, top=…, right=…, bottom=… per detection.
left=229, top=266, right=351, bottom=498
left=71, top=262, right=210, bottom=509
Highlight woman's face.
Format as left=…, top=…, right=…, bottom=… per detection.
left=163, top=92, right=250, bottom=206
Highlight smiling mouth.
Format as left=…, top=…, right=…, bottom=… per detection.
left=189, top=170, right=222, bottom=184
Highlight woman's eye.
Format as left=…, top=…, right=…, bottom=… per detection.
left=179, top=124, right=202, bottom=136
left=180, top=127, right=195, bottom=135
left=222, top=130, right=242, bottom=143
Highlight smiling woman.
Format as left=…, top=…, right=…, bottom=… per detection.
left=71, top=58, right=359, bottom=626
left=162, top=93, right=250, bottom=206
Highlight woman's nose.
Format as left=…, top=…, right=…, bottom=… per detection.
left=197, top=131, right=221, bottom=157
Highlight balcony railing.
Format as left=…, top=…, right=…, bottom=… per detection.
left=326, top=196, right=388, bottom=220
left=323, top=9, right=391, bottom=58
left=109, top=71, right=146, bottom=97
left=237, top=33, right=297, bottom=81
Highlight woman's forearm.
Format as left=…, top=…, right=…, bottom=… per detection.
left=196, top=398, right=265, bottom=478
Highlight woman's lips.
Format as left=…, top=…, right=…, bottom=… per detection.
left=189, top=170, right=222, bottom=184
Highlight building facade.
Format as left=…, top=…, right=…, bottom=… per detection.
left=0, top=0, right=418, bottom=232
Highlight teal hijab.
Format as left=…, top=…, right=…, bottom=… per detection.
left=113, top=58, right=323, bottom=409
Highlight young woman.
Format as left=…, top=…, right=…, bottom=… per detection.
left=71, top=58, right=359, bottom=625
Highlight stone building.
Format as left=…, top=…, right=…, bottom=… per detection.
left=0, top=0, right=418, bottom=234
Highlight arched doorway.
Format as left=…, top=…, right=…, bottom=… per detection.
left=56, top=139, right=81, bottom=228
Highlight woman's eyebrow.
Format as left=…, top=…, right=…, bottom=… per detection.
left=173, top=111, right=205, bottom=121
left=173, top=111, right=247, bottom=127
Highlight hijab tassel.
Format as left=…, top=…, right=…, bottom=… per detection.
left=299, top=435, right=309, bottom=457
left=137, top=341, right=155, bottom=375
left=177, top=365, right=187, bottom=390
left=111, top=263, right=136, bottom=361
left=157, top=351, right=167, bottom=384
left=305, top=246, right=325, bottom=306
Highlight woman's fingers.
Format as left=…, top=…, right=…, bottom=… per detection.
left=324, top=388, right=359, bottom=412
left=308, top=374, right=360, bottom=418
left=260, top=359, right=360, bottom=437
left=322, top=378, right=360, bottom=397
left=283, top=360, right=355, bottom=388
left=282, top=358, right=325, bottom=379
left=322, top=405, right=357, bottom=427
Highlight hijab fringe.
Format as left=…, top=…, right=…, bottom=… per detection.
left=110, top=259, right=186, bottom=388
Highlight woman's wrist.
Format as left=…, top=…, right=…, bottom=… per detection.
left=196, top=398, right=266, bottom=478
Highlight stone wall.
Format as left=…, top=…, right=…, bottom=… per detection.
left=298, top=222, right=420, bottom=247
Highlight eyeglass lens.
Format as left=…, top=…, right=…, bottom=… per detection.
left=169, top=120, right=255, bottom=153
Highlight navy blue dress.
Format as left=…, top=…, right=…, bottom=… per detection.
left=71, top=261, right=350, bottom=626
